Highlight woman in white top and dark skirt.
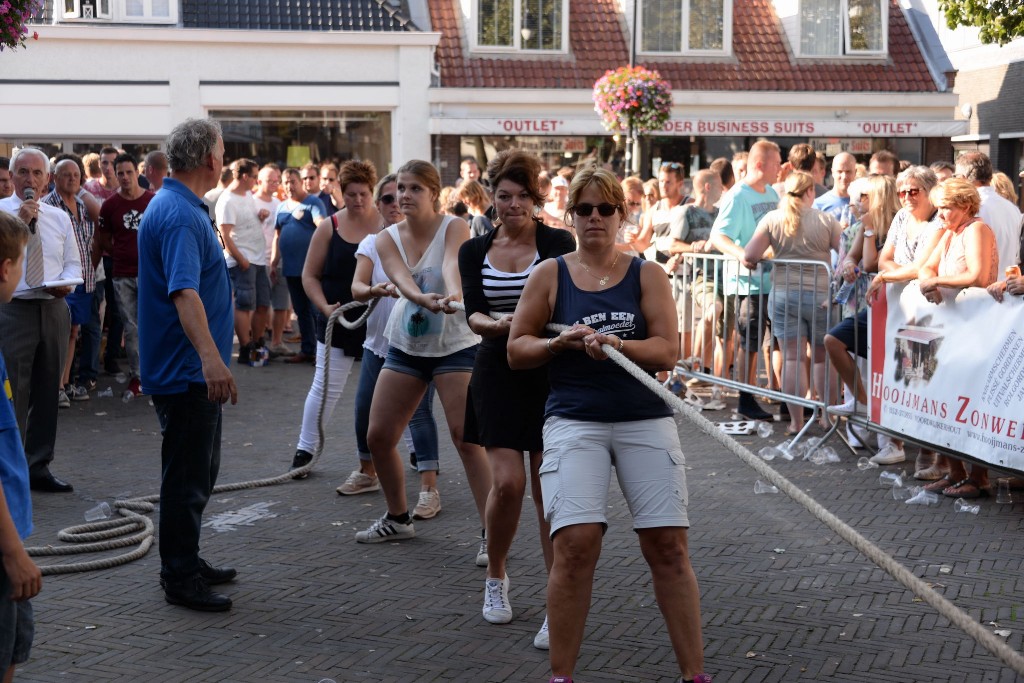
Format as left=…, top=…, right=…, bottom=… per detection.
left=355, top=160, right=492, bottom=556
left=459, top=149, right=575, bottom=641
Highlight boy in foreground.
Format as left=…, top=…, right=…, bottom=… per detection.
left=0, top=212, right=43, bottom=681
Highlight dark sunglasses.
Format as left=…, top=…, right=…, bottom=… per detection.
left=572, top=203, right=619, bottom=217
left=378, top=194, right=396, bottom=205
left=897, top=188, right=921, bottom=199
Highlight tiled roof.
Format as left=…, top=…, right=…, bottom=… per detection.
left=431, top=0, right=939, bottom=92
left=181, top=0, right=416, bottom=31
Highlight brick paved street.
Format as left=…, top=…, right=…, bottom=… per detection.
left=17, top=357, right=1024, bottom=682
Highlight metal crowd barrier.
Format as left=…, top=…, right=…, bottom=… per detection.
left=673, top=252, right=842, bottom=444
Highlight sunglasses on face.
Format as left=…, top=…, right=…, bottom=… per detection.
left=378, top=194, right=396, bottom=205
left=572, top=203, right=619, bottom=217
left=897, top=188, right=921, bottom=199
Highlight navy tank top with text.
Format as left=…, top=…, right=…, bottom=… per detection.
left=545, top=256, right=673, bottom=422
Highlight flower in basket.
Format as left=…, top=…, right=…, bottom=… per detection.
left=592, top=66, right=673, bottom=135
left=0, top=0, right=42, bottom=52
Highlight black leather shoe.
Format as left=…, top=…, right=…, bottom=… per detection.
left=199, top=558, right=237, bottom=585
left=290, top=449, right=314, bottom=478
left=30, top=472, right=74, bottom=493
left=163, top=574, right=232, bottom=612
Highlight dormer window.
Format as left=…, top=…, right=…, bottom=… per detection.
left=472, top=0, right=569, bottom=53
left=638, top=0, right=733, bottom=55
left=799, top=0, right=886, bottom=56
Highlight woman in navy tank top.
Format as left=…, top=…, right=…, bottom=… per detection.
left=508, top=167, right=711, bottom=683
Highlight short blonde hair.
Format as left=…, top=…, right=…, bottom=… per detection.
left=565, top=166, right=627, bottom=226
left=930, top=177, right=981, bottom=217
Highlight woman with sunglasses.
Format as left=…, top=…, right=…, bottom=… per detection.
left=508, top=166, right=710, bottom=683
left=356, top=160, right=492, bottom=561
left=289, top=161, right=379, bottom=473
left=336, top=174, right=441, bottom=506
left=458, top=149, right=575, bottom=642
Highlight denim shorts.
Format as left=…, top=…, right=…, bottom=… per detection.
left=382, top=345, right=477, bottom=382
left=0, top=562, right=34, bottom=667
left=539, top=415, right=689, bottom=536
left=64, top=284, right=92, bottom=325
left=768, top=287, right=829, bottom=346
left=229, top=264, right=271, bottom=311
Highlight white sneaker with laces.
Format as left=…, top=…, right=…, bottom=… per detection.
left=67, top=384, right=90, bottom=401
left=830, top=398, right=866, bottom=416
left=533, top=615, right=550, bottom=649
left=475, top=535, right=489, bottom=567
left=336, top=470, right=380, bottom=496
left=354, top=515, right=415, bottom=543
left=870, top=443, right=906, bottom=465
left=412, top=488, right=441, bottom=519
left=482, top=575, right=513, bottom=624
left=58, top=389, right=70, bottom=409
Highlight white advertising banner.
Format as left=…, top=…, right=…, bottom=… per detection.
left=869, top=282, right=1024, bottom=473
left=430, top=117, right=969, bottom=138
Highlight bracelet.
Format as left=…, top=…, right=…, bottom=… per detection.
left=546, top=337, right=559, bottom=355
left=616, top=336, right=624, bottom=352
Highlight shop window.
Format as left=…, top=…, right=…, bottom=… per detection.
left=798, top=0, right=886, bottom=56
left=639, top=0, right=732, bottom=55
left=473, top=0, right=568, bottom=53
left=60, top=0, right=176, bottom=23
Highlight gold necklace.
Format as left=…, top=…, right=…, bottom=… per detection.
left=577, top=251, right=619, bottom=287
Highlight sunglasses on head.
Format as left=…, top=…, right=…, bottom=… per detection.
left=378, top=194, right=396, bottom=204
left=661, top=162, right=682, bottom=170
left=897, top=188, right=921, bottom=199
left=572, top=203, right=619, bottom=217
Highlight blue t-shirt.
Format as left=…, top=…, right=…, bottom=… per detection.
left=712, top=182, right=779, bottom=295
left=0, top=354, right=31, bottom=540
left=545, top=257, right=673, bottom=423
left=276, top=196, right=326, bottom=277
left=137, top=178, right=233, bottom=395
left=813, top=190, right=851, bottom=224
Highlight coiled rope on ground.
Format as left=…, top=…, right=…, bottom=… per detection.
left=26, top=296, right=1024, bottom=675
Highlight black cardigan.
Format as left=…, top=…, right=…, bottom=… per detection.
left=458, top=220, right=576, bottom=320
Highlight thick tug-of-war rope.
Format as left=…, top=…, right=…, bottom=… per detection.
left=26, top=300, right=373, bottom=576
left=28, top=296, right=1024, bottom=675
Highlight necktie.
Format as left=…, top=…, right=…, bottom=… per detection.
left=24, top=229, right=44, bottom=288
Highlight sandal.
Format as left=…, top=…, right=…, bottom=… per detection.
left=942, top=478, right=986, bottom=499
left=922, top=475, right=952, bottom=493
left=914, top=465, right=946, bottom=481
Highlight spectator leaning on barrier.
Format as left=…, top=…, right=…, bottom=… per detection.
left=918, top=178, right=999, bottom=500
left=814, top=152, right=856, bottom=226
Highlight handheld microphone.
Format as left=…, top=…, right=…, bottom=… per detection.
left=23, top=188, right=36, bottom=233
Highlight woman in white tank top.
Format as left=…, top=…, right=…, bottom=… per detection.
left=355, top=160, right=492, bottom=552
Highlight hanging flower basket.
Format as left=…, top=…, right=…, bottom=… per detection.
left=592, top=65, right=673, bottom=136
left=0, top=0, right=41, bottom=52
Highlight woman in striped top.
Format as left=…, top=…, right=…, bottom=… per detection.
left=459, top=150, right=575, bottom=640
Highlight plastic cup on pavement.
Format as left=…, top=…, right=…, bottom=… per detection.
left=758, top=446, right=781, bottom=461
left=84, top=502, right=111, bottom=522
left=996, top=478, right=1013, bottom=504
left=756, top=422, right=774, bottom=438
left=879, top=471, right=903, bottom=488
left=857, top=457, right=878, bottom=470
left=754, top=480, right=779, bottom=494
left=953, top=498, right=980, bottom=514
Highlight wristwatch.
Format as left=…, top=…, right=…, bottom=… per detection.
left=863, top=230, right=875, bottom=237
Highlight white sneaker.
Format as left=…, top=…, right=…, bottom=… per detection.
left=67, top=384, right=90, bottom=401
left=533, top=615, right=550, bottom=649
left=482, top=576, right=513, bottom=624
left=870, top=443, right=907, bottom=465
left=58, top=388, right=71, bottom=409
left=354, top=514, right=415, bottom=543
left=412, top=488, right=441, bottom=519
left=336, top=470, right=380, bottom=496
left=475, top=535, right=489, bottom=567
left=830, top=398, right=866, bottom=416
left=846, top=424, right=866, bottom=449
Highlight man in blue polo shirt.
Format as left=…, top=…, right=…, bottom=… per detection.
left=137, top=118, right=237, bottom=612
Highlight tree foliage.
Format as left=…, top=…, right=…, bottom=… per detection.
left=939, top=0, right=1024, bottom=46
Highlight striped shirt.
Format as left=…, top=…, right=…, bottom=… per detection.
left=482, top=252, right=540, bottom=313
left=44, top=189, right=96, bottom=292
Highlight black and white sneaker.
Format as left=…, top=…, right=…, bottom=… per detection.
left=355, top=514, right=415, bottom=543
